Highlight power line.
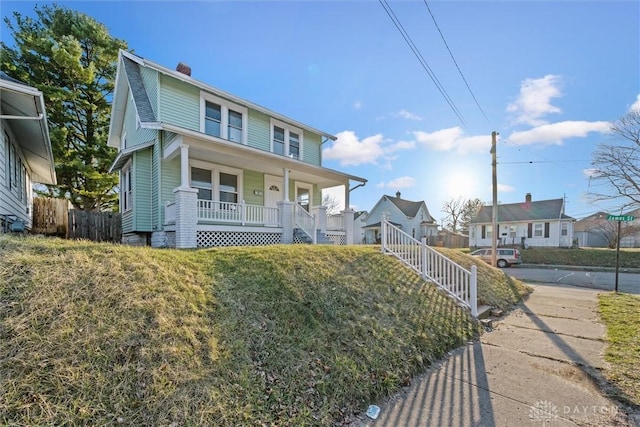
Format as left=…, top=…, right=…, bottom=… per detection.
left=378, top=0, right=467, bottom=128
left=422, top=0, right=490, bottom=125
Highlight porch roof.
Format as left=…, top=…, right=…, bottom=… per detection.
left=165, top=128, right=367, bottom=188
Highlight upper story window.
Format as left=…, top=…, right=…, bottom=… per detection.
left=200, top=93, right=248, bottom=144
left=271, top=119, right=303, bottom=159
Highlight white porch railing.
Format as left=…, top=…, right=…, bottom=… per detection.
left=294, top=203, right=316, bottom=244
left=382, top=219, right=478, bottom=317
left=197, top=200, right=280, bottom=226
left=326, top=214, right=344, bottom=231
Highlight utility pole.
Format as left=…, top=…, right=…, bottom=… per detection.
left=490, top=131, right=498, bottom=267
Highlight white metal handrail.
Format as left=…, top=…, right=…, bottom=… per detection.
left=294, top=203, right=316, bottom=244
left=382, top=219, right=478, bottom=317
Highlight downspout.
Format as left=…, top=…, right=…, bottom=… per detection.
left=347, top=180, right=367, bottom=211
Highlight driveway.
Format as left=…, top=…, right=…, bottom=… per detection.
left=504, top=267, right=640, bottom=294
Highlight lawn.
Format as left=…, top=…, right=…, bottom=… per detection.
left=520, top=247, right=640, bottom=269
left=0, top=236, right=529, bottom=426
left=599, top=293, right=640, bottom=408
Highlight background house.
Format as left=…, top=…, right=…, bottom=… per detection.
left=362, top=191, right=438, bottom=244
left=469, top=193, right=575, bottom=248
left=0, top=75, right=56, bottom=232
left=107, top=51, right=366, bottom=248
left=574, top=211, right=611, bottom=248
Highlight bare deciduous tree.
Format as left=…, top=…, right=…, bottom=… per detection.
left=590, top=220, right=640, bottom=249
left=588, top=110, right=640, bottom=208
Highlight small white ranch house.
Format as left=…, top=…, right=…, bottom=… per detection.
left=469, top=193, right=575, bottom=248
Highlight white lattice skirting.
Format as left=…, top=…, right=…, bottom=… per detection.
left=197, top=231, right=282, bottom=247
left=325, top=233, right=347, bottom=245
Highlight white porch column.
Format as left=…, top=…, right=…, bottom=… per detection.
left=174, top=186, right=198, bottom=248
left=312, top=205, right=327, bottom=233
left=180, top=144, right=190, bottom=188
left=278, top=200, right=294, bottom=243
left=342, top=208, right=355, bottom=244
left=344, top=185, right=350, bottom=212
left=283, top=168, right=290, bottom=202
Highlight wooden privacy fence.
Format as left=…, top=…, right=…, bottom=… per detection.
left=32, top=197, right=70, bottom=236
left=68, top=210, right=122, bottom=243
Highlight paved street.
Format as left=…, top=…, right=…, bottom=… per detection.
left=504, top=267, right=640, bottom=294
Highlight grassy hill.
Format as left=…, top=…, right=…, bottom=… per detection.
left=0, top=236, right=529, bottom=426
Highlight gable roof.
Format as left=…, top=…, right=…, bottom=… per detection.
left=368, top=194, right=436, bottom=223
left=0, top=75, right=56, bottom=184
left=472, top=198, right=574, bottom=223
left=574, top=212, right=610, bottom=232
left=108, top=50, right=337, bottom=148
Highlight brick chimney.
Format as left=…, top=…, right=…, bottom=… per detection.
left=525, top=193, right=532, bottom=203
left=176, top=62, right=191, bottom=76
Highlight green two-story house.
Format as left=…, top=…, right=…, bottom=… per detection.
left=107, top=51, right=366, bottom=248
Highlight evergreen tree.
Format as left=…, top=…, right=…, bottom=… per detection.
left=1, top=4, right=127, bottom=210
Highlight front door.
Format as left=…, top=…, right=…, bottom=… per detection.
left=264, top=175, right=282, bottom=210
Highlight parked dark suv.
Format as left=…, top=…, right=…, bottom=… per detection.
left=470, top=248, right=522, bottom=268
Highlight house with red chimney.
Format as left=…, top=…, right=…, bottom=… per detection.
left=469, top=193, right=575, bottom=248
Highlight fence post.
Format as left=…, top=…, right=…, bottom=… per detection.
left=421, top=237, right=427, bottom=281
left=312, top=215, right=317, bottom=244
left=240, top=200, right=246, bottom=225
left=470, top=265, right=478, bottom=318
left=381, top=218, right=387, bottom=253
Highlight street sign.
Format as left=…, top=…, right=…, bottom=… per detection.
left=607, top=215, right=635, bottom=221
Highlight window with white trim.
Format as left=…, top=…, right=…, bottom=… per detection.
left=122, top=162, right=132, bottom=212
left=534, top=223, right=543, bottom=237
left=200, top=93, right=248, bottom=144
left=271, top=119, right=303, bottom=159
left=561, top=222, right=568, bottom=236
left=486, top=225, right=493, bottom=239
left=190, top=161, right=243, bottom=204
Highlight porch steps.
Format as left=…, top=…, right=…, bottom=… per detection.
left=293, top=228, right=335, bottom=245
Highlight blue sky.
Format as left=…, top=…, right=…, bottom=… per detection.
left=3, top=0, right=639, bottom=224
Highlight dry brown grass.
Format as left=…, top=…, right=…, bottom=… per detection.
left=0, top=236, right=529, bottom=426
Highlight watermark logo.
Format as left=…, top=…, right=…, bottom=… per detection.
left=529, top=400, right=559, bottom=426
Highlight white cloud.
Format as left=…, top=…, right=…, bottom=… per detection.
left=323, top=131, right=415, bottom=167
left=413, top=127, right=492, bottom=154
left=497, top=183, right=515, bottom=192
left=630, top=94, right=640, bottom=112
left=507, top=75, right=562, bottom=126
left=353, top=101, right=362, bottom=110
left=377, top=109, right=423, bottom=121
left=323, top=131, right=384, bottom=166
left=583, top=168, right=600, bottom=178
left=506, top=120, right=610, bottom=146
left=394, top=109, right=422, bottom=121
left=378, top=176, right=416, bottom=189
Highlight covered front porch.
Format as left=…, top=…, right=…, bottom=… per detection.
left=160, top=132, right=365, bottom=248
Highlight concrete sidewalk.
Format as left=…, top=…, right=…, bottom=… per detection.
left=352, top=283, right=639, bottom=427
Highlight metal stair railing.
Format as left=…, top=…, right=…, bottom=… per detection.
left=382, top=219, right=478, bottom=317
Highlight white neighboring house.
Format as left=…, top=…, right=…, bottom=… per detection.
left=469, top=193, right=575, bottom=248
left=363, top=191, right=438, bottom=244
left=618, top=207, right=640, bottom=248
left=0, top=75, right=56, bottom=232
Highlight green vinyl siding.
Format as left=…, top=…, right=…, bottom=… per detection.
left=133, top=149, right=153, bottom=231
left=248, top=110, right=270, bottom=152
left=303, top=133, right=322, bottom=166
left=159, top=74, right=200, bottom=131
left=140, top=67, right=158, bottom=116
left=243, top=170, right=264, bottom=206
left=312, top=184, right=321, bottom=206
left=152, top=139, right=160, bottom=228
left=161, top=156, right=181, bottom=212
left=124, top=95, right=156, bottom=148
left=121, top=210, right=133, bottom=233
